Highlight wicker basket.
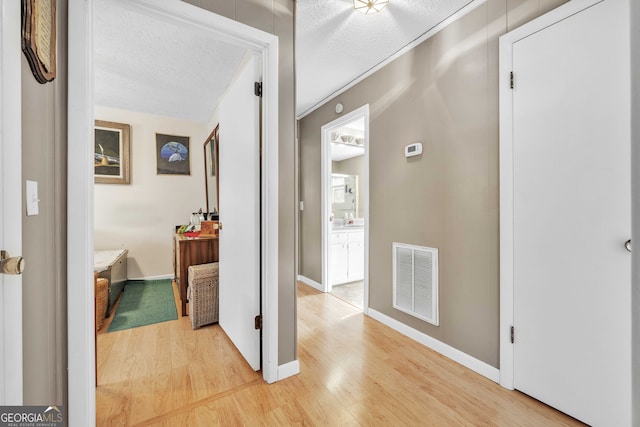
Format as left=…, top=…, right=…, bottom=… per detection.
left=188, top=262, right=219, bottom=330
left=95, top=276, right=109, bottom=331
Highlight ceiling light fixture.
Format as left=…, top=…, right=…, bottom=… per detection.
left=353, top=0, right=389, bottom=14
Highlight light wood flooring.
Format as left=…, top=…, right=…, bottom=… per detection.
left=96, top=282, right=583, bottom=426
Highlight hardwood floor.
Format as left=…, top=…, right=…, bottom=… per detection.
left=96, top=282, right=583, bottom=426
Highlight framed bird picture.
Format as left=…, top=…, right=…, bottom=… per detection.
left=94, top=120, right=131, bottom=184
left=156, top=133, right=191, bottom=175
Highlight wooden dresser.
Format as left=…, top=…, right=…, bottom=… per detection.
left=174, top=233, right=219, bottom=316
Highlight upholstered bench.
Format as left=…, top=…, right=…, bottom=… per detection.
left=187, top=262, right=219, bottom=330
left=94, top=249, right=128, bottom=316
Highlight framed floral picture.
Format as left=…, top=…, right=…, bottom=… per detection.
left=156, top=133, right=191, bottom=175
left=94, top=120, right=131, bottom=184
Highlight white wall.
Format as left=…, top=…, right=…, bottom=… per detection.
left=94, top=106, right=211, bottom=279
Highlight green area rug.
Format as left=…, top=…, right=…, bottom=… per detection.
left=108, top=279, right=178, bottom=332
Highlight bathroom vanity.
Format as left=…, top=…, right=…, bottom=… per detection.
left=330, top=227, right=364, bottom=285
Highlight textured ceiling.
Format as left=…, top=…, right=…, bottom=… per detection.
left=94, top=0, right=247, bottom=123
left=296, top=0, right=474, bottom=118
left=94, top=0, right=475, bottom=123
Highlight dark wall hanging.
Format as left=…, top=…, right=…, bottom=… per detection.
left=156, top=133, right=191, bottom=175
left=22, top=0, right=57, bottom=84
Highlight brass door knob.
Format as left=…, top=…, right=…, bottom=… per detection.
left=1, top=250, right=25, bottom=275
left=218, top=222, right=223, bottom=230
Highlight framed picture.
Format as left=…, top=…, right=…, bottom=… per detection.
left=95, top=120, right=130, bottom=184
left=156, top=133, right=190, bottom=175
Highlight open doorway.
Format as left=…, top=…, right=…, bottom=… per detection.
left=92, top=0, right=264, bottom=376
left=321, top=105, right=369, bottom=312
left=68, top=1, right=281, bottom=423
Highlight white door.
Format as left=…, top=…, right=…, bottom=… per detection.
left=509, top=0, right=630, bottom=425
left=218, top=54, right=261, bottom=370
left=0, top=0, right=23, bottom=405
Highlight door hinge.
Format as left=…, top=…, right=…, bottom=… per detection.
left=510, top=71, right=514, bottom=89
left=254, top=314, right=263, bottom=330
left=254, top=81, right=262, bottom=97
left=510, top=326, right=515, bottom=344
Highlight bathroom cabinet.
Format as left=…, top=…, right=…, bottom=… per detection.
left=330, top=228, right=364, bottom=285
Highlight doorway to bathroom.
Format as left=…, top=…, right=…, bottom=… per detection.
left=321, top=105, right=369, bottom=312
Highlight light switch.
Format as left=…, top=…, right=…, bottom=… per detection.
left=26, top=180, right=39, bottom=216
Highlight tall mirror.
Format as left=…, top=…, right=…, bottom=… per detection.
left=203, top=125, right=219, bottom=215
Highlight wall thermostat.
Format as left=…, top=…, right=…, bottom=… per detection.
left=405, top=142, right=423, bottom=158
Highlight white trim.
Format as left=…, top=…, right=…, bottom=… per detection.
left=296, top=0, right=487, bottom=119
left=320, top=105, right=370, bottom=314
left=277, top=360, right=300, bottom=381
left=128, top=274, right=174, bottom=281
left=106, top=0, right=273, bottom=53
left=69, top=1, right=280, bottom=424
left=68, top=0, right=95, bottom=424
left=297, top=275, right=323, bottom=292
left=362, top=108, right=370, bottom=316
left=261, top=29, right=279, bottom=385
left=321, top=121, right=330, bottom=294
left=498, top=0, right=604, bottom=391
left=367, top=309, right=500, bottom=383
left=0, top=0, right=23, bottom=405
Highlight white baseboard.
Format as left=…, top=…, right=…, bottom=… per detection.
left=367, top=309, right=500, bottom=383
left=278, top=359, right=300, bottom=381
left=127, top=274, right=175, bottom=281
left=297, top=275, right=324, bottom=292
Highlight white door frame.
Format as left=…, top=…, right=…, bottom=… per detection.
left=0, top=0, right=23, bottom=405
left=498, top=0, right=622, bottom=389
left=321, top=105, right=369, bottom=312
left=68, top=1, right=279, bottom=424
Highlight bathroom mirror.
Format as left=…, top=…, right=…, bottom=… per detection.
left=331, top=173, right=358, bottom=219
left=203, top=125, right=219, bottom=215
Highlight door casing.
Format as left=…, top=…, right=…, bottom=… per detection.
left=0, top=0, right=23, bottom=405
left=68, top=0, right=281, bottom=424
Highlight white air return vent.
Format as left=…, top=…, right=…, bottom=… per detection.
left=392, top=243, right=439, bottom=326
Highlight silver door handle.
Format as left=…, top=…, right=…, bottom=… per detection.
left=1, top=250, right=25, bottom=275
left=625, top=239, right=631, bottom=253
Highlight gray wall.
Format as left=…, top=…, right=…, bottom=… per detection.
left=299, top=0, right=568, bottom=368
left=181, top=0, right=297, bottom=365
left=21, top=0, right=67, bottom=406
